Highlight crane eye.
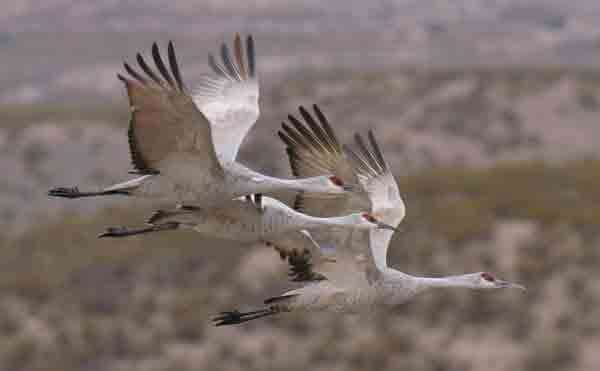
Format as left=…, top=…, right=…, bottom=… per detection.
left=362, top=213, right=377, bottom=223
left=329, top=176, right=344, bottom=186
left=481, top=272, right=495, bottom=282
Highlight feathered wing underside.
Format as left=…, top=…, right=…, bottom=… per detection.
left=119, top=42, right=222, bottom=176
left=344, top=131, right=404, bottom=222
left=345, top=131, right=406, bottom=270
left=278, top=106, right=389, bottom=287
left=278, top=104, right=366, bottom=215
left=277, top=229, right=376, bottom=288
left=193, top=34, right=260, bottom=163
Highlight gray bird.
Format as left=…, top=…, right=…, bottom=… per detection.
left=98, top=192, right=397, bottom=256
left=213, top=105, right=525, bottom=326
left=48, top=35, right=350, bottom=207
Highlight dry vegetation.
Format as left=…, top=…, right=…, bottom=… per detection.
left=1, top=160, right=599, bottom=371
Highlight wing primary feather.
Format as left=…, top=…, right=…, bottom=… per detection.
left=288, top=113, right=327, bottom=152
left=368, top=130, right=388, bottom=173
left=299, top=106, right=335, bottom=153
left=233, top=33, right=247, bottom=79
left=152, top=43, right=175, bottom=88
left=123, top=62, right=147, bottom=84
left=136, top=52, right=163, bottom=86
left=221, top=43, right=241, bottom=81
left=168, top=41, right=186, bottom=91
left=247, top=35, right=256, bottom=78
left=313, top=104, right=341, bottom=154
left=208, top=54, right=229, bottom=78
left=355, top=133, right=383, bottom=174
left=281, top=121, right=312, bottom=150
left=344, top=143, right=376, bottom=177
left=278, top=130, right=297, bottom=149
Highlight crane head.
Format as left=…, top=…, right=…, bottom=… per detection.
left=473, top=272, right=526, bottom=290
left=360, top=212, right=398, bottom=231
left=328, top=175, right=356, bottom=192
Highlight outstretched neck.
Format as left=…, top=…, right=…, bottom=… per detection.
left=381, top=272, right=478, bottom=304
left=239, top=166, right=334, bottom=194
left=300, top=214, right=359, bottom=230
left=270, top=176, right=332, bottom=193
left=413, top=275, right=475, bottom=290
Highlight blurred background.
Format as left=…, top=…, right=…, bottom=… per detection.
left=1, top=1, right=600, bottom=370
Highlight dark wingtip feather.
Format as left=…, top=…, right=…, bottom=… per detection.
left=367, top=130, right=388, bottom=172
left=313, top=104, right=341, bottom=152
left=278, top=130, right=295, bottom=149
left=123, top=61, right=147, bottom=84
left=151, top=42, right=175, bottom=87
left=220, top=42, right=240, bottom=80
left=136, top=51, right=162, bottom=85
left=168, top=40, right=185, bottom=91
left=208, top=53, right=227, bottom=77
left=299, top=105, right=335, bottom=153
left=246, top=35, right=255, bottom=77
left=356, top=133, right=382, bottom=173
left=233, top=33, right=246, bottom=79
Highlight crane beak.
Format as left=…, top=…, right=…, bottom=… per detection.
left=495, top=280, right=526, bottom=290
left=343, top=184, right=357, bottom=192
left=376, top=221, right=398, bottom=232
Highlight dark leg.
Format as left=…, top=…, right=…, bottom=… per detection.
left=253, top=193, right=264, bottom=213
left=98, top=222, right=179, bottom=238
left=48, top=186, right=130, bottom=199
left=212, top=308, right=278, bottom=326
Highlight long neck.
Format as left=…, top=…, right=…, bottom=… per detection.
left=298, top=214, right=360, bottom=230
left=380, top=271, right=477, bottom=305
left=264, top=176, right=328, bottom=193
left=233, top=165, right=330, bottom=194
left=369, top=229, right=394, bottom=271
left=410, top=274, right=477, bottom=291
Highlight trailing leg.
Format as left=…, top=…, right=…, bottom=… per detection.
left=98, top=222, right=180, bottom=238
left=48, top=186, right=130, bottom=199
left=212, top=307, right=279, bottom=326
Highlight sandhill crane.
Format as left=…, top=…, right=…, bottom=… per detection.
left=47, top=35, right=350, bottom=207
left=98, top=192, right=397, bottom=248
left=213, top=105, right=525, bottom=326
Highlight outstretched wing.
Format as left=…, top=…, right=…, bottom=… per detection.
left=278, top=105, right=383, bottom=287
left=119, top=42, right=222, bottom=177
left=278, top=104, right=367, bottom=217
left=344, top=131, right=405, bottom=223
left=345, top=131, right=406, bottom=270
left=193, top=34, right=260, bottom=163
left=279, top=229, right=380, bottom=288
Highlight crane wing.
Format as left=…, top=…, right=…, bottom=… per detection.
left=278, top=104, right=367, bottom=217
left=119, top=42, right=222, bottom=177
left=345, top=131, right=406, bottom=270
left=279, top=105, right=406, bottom=281
left=279, top=229, right=379, bottom=288
left=278, top=105, right=394, bottom=287
left=192, top=34, right=259, bottom=163
left=344, top=131, right=405, bottom=224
